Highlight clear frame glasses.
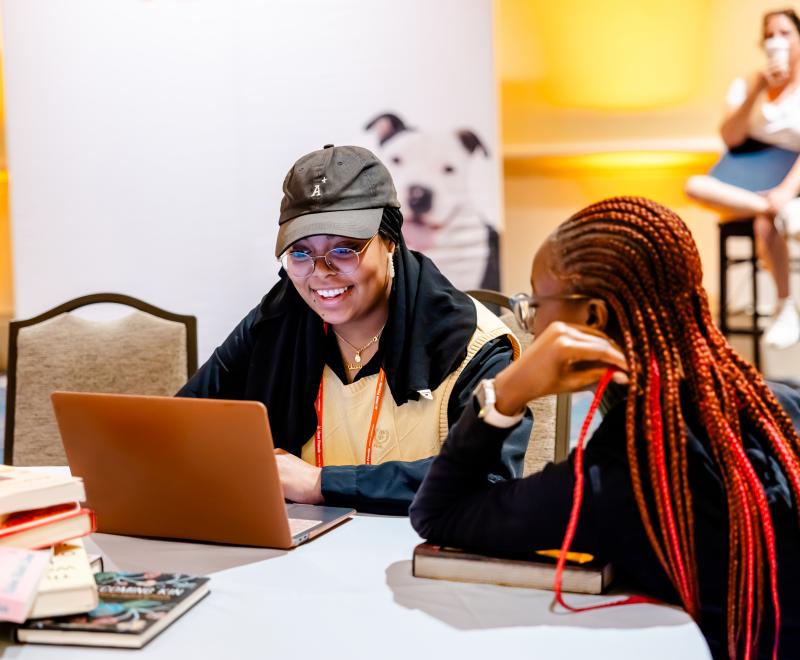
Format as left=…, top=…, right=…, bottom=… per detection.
left=280, top=235, right=377, bottom=278
left=510, top=292, right=591, bottom=331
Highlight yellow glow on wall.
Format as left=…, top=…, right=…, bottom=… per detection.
left=497, top=0, right=713, bottom=110
left=0, top=44, right=10, bottom=324
left=508, top=150, right=718, bottom=175
left=0, top=171, right=10, bottom=312
left=505, top=151, right=719, bottom=178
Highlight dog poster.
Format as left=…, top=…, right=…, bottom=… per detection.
left=366, top=113, right=501, bottom=292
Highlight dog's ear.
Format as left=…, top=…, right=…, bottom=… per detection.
left=456, top=130, right=489, bottom=157
left=365, top=113, right=409, bottom=145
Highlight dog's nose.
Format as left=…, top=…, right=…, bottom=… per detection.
left=408, top=185, right=433, bottom=214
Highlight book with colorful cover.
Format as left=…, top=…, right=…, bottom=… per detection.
left=17, top=572, right=210, bottom=648
left=0, top=466, right=85, bottom=518
left=412, top=543, right=613, bottom=594
left=0, top=503, right=96, bottom=550
left=28, top=538, right=99, bottom=619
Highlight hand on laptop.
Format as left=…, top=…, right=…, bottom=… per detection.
left=274, top=449, right=324, bottom=505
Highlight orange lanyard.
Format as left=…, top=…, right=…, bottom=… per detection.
left=314, top=368, right=386, bottom=467
left=315, top=322, right=387, bottom=466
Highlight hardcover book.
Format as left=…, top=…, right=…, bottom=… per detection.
left=0, top=503, right=96, bottom=550
left=28, top=539, right=99, bottom=619
left=0, top=547, right=51, bottom=623
left=412, top=543, right=613, bottom=594
left=17, top=572, right=211, bottom=648
left=0, top=466, right=85, bottom=518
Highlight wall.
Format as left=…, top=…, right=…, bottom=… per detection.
left=502, top=153, right=718, bottom=296
left=1, top=0, right=499, bottom=362
left=4, top=0, right=793, bottom=369
left=0, top=171, right=9, bottom=370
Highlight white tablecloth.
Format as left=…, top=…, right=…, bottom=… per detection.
left=1, top=514, right=711, bottom=659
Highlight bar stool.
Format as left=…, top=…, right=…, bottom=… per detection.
left=718, top=218, right=762, bottom=370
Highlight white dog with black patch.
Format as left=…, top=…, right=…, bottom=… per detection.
left=366, top=113, right=499, bottom=291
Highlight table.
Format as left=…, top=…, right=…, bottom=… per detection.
left=1, top=514, right=711, bottom=659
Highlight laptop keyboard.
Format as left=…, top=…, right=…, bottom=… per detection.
left=288, top=518, right=318, bottom=536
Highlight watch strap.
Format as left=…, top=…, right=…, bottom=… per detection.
left=474, top=378, right=525, bottom=428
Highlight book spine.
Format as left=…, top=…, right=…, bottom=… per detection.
left=0, top=548, right=51, bottom=623
left=0, top=506, right=96, bottom=544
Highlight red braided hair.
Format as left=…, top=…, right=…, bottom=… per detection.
left=548, top=197, right=800, bottom=659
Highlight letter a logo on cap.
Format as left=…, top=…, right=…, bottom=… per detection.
left=310, top=176, right=327, bottom=198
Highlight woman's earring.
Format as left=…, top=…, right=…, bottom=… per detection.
left=387, top=251, right=395, bottom=278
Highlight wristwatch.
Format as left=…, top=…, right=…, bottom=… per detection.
left=473, top=378, right=525, bottom=428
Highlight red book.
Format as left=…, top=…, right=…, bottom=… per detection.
left=0, top=504, right=96, bottom=550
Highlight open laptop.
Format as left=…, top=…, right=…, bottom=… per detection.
left=51, top=392, right=354, bottom=549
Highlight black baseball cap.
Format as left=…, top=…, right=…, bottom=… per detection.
left=275, top=144, right=401, bottom=258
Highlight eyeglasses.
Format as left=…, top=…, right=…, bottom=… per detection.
left=510, top=292, right=591, bottom=331
left=280, top=235, right=377, bottom=278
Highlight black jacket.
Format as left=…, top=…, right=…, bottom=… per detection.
left=410, top=383, right=800, bottom=659
left=177, top=305, right=529, bottom=515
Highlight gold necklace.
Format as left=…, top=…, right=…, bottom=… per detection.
left=334, top=324, right=386, bottom=371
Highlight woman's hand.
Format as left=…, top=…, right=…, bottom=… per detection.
left=721, top=73, right=770, bottom=148
left=763, top=184, right=798, bottom=215
left=274, top=449, right=324, bottom=504
left=493, top=322, right=629, bottom=416
left=760, top=60, right=790, bottom=90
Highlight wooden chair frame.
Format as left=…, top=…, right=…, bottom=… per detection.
left=4, top=293, right=198, bottom=464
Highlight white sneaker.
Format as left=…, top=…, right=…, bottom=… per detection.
left=764, top=299, right=800, bottom=349
left=775, top=198, right=800, bottom=240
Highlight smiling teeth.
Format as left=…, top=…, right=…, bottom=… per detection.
left=315, top=287, right=348, bottom=298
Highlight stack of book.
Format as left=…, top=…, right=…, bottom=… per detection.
left=17, top=572, right=211, bottom=648
left=0, top=465, right=211, bottom=648
left=0, top=465, right=98, bottom=625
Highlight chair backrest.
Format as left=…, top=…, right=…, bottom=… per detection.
left=5, top=293, right=198, bottom=466
left=467, top=289, right=570, bottom=475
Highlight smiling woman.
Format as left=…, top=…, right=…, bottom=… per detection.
left=176, top=145, right=529, bottom=514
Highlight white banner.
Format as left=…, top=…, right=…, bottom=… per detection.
left=2, top=0, right=500, bottom=361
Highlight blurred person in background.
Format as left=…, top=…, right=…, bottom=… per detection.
left=687, top=8, right=800, bottom=349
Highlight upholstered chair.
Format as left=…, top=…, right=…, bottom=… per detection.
left=5, top=293, right=197, bottom=466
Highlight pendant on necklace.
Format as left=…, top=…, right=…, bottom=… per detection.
left=354, top=352, right=362, bottom=364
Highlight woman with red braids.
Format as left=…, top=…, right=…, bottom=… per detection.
left=410, top=196, right=800, bottom=659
